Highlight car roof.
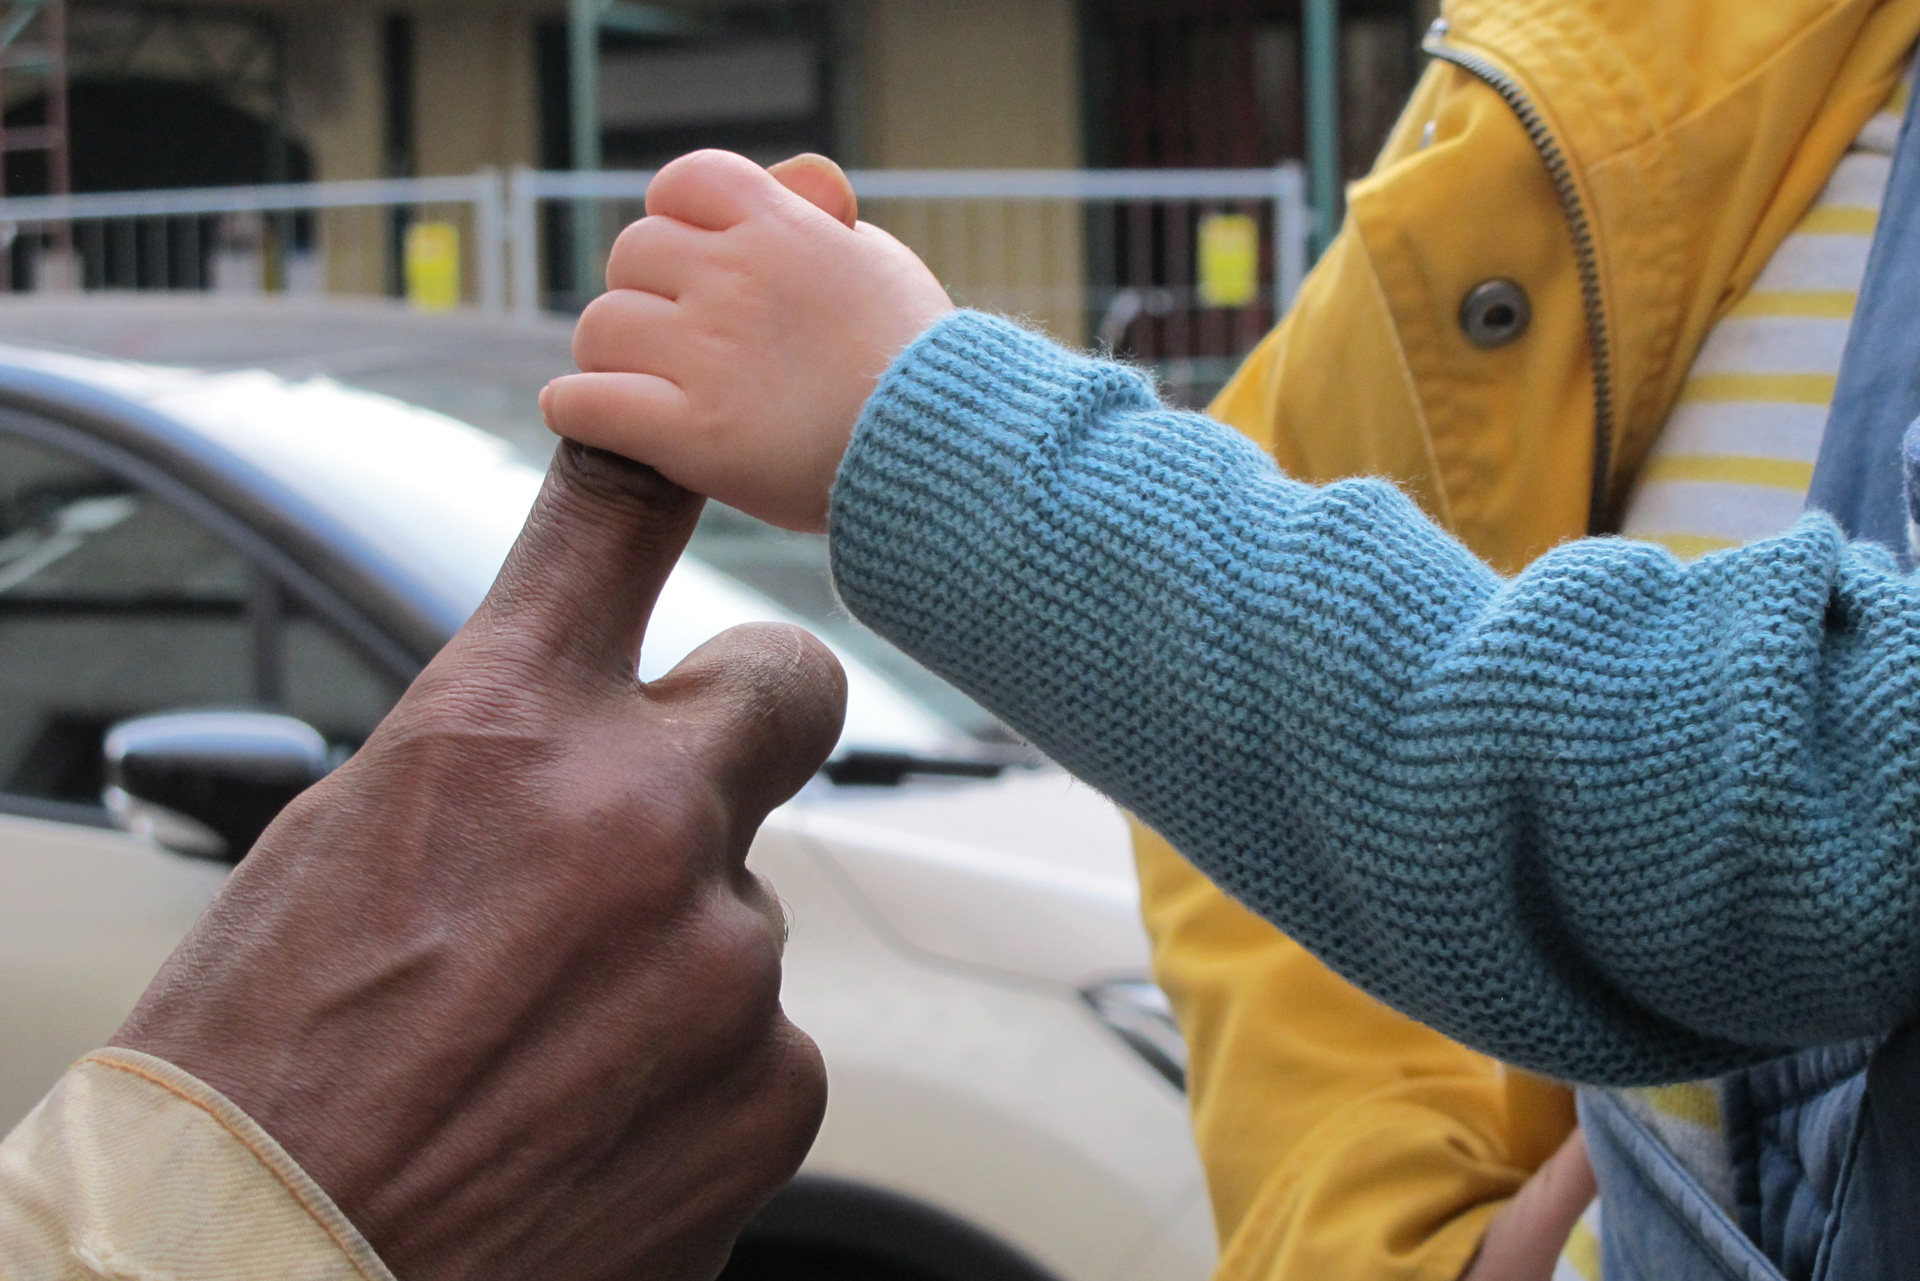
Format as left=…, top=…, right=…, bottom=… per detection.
left=0, top=294, right=572, bottom=455
left=0, top=335, right=544, bottom=640
left=0, top=302, right=954, bottom=756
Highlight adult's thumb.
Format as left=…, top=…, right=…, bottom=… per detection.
left=461, top=440, right=704, bottom=689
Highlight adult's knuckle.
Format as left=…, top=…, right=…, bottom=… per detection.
left=669, top=893, right=787, bottom=1040
left=737, top=625, right=847, bottom=767
left=743, top=1019, right=829, bottom=1165
left=698, top=623, right=844, bottom=719
left=645, top=627, right=845, bottom=809
left=706, top=887, right=786, bottom=989
left=606, top=792, right=724, bottom=906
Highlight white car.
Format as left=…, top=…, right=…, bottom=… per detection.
left=0, top=299, right=1212, bottom=1281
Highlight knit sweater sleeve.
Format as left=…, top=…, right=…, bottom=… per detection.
left=828, top=311, right=1920, bottom=1088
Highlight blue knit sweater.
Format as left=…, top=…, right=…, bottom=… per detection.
left=828, top=312, right=1920, bottom=1088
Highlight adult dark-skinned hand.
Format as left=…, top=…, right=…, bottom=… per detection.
left=111, top=441, right=847, bottom=1281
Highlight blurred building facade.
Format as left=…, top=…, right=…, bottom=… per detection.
left=0, top=0, right=1437, bottom=192
left=0, top=0, right=1435, bottom=400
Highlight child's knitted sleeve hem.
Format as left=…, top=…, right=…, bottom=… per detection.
left=832, top=310, right=1165, bottom=542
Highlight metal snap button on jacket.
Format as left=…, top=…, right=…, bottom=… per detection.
left=1459, top=279, right=1532, bottom=348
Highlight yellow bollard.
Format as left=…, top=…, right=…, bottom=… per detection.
left=405, top=222, right=462, bottom=311
left=1196, top=212, right=1260, bottom=309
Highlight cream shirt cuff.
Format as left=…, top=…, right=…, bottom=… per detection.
left=0, top=1048, right=396, bottom=1281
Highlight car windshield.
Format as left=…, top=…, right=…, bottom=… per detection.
left=169, top=331, right=1008, bottom=739
left=0, top=300, right=1011, bottom=752
left=684, top=505, right=1008, bottom=742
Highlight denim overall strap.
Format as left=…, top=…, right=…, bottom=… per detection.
left=1581, top=80, right=1920, bottom=1281
left=1793, top=69, right=1920, bottom=1278
left=1803, top=79, right=1920, bottom=564
left=1580, top=1089, right=1783, bottom=1281
left=1806, top=1022, right=1920, bottom=1278
left=1719, top=1039, right=1875, bottom=1281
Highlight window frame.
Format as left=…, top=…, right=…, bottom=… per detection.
left=0, top=399, right=417, bottom=825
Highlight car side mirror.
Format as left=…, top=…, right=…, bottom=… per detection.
left=103, top=711, right=332, bottom=865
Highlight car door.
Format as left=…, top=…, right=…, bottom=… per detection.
left=0, top=414, right=406, bottom=1129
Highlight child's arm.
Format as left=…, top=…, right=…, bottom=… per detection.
left=547, top=153, right=1920, bottom=1087
left=830, top=310, right=1920, bottom=1087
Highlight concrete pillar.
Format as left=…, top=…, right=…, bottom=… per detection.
left=859, top=0, right=1080, bottom=170
left=412, top=9, right=539, bottom=176
left=858, top=0, right=1086, bottom=343
left=287, top=11, right=387, bottom=295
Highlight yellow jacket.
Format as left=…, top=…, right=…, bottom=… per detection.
left=1136, top=1, right=1920, bottom=1277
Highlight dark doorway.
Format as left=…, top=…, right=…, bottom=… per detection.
left=1081, top=0, right=1420, bottom=172
left=2, top=79, right=313, bottom=292
left=1078, top=0, right=1423, bottom=404
left=4, top=77, right=310, bottom=195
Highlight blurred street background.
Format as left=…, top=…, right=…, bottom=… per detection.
left=0, top=8, right=1455, bottom=1276
left=0, top=0, right=1438, bottom=407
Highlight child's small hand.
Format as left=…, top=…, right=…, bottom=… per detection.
left=542, top=150, right=955, bottom=533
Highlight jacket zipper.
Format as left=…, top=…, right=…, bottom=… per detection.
left=1422, top=24, right=1617, bottom=535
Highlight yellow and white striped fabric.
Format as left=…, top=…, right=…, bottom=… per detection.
left=1560, top=60, right=1913, bottom=1281
left=1617, top=71, right=1910, bottom=557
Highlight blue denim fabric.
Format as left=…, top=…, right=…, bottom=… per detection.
left=1803, top=76, right=1920, bottom=566
left=1722, top=1041, right=1873, bottom=1279
left=1581, top=1088, right=1782, bottom=1281
left=1813, top=1022, right=1920, bottom=1278
left=1585, top=1031, right=1920, bottom=1280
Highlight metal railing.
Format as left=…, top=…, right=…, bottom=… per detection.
left=515, top=163, right=1305, bottom=405
left=0, top=172, right=505, bottom=308
left=0, top=163, right=1306, bottom=406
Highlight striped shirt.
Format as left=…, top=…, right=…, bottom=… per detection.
left=1554, top=60, right=1913, bottom=1281
left=1617, top=74, right=1910, bottom=557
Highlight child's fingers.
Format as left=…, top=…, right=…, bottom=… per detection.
left=646, top=149, right=787, bottom=232
left=768, top=154, right=857, bottom=228
left=1462, top=1130, right=1595, bottom=1281
left=851, top=219, right=923, bottom=257
left=542, top=372, right=694, bottom=467
left=573, top=289, right=684, bottom=376
left=605, top=216, right=709, bottom=298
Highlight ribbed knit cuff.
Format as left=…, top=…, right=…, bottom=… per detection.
left=836, top=309, right=1136, bottom=489
left=830, top=309, right=1160, bottom=613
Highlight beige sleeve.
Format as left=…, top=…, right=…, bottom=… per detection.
left=0, top=1048, right=395, bottom=1281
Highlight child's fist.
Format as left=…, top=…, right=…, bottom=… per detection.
left=543, top=150, right=954, bottom=533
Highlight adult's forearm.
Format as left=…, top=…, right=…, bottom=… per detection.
left=830, top=312, right=1920, bottom=1086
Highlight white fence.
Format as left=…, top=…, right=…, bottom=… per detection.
left=0, top=173, right=506, bottom=309
left=0, top=163, right=1305, bottom=405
